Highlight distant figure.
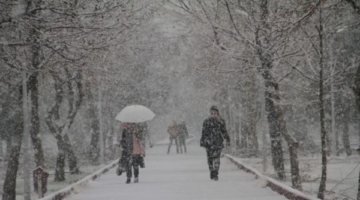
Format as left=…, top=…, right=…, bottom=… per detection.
left=167, top=121, right=179, bottom=154
left=118, top=123, right=145, bottom=184
left=177, top=121, right=189, bottom=153
left=200, top=106, right=230, bottom=181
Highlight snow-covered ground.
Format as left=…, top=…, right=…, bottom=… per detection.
left=155, top=134, right=196, bottom=146
left=239, top=153, right=360, bottom=200
left=1, top=138, right=359, bottom=200
left=63, top=144, right=288, bottom=200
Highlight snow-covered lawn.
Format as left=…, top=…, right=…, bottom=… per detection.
left=239, top=153, right=360, bottom=199
left=0, top=162, right=107, bottom=200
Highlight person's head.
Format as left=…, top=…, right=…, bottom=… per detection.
left=210, top=105, right=219, bottom=117
left=128, top=123, right=137, bottom=131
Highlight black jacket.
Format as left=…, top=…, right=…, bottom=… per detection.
left=120, top=128, right=143, bottom=156
left=178, top=123, right=188, bottom=139
left=118, top=127, right=145, bottom=170
left=200, top=116, right=230, bottom=149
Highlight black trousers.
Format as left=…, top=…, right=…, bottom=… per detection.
left=205, top=148, right=222, bottom=176
left=126, top=155, right=144, bottom=178
left=167, top=136, right=179, bottom=154
left=178, top=137, right=186, bottom=153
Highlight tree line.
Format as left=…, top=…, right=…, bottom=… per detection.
left=169, top=0, right=360, bottom=199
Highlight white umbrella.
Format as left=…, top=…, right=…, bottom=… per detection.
left=115, top=105, right=155, bottom=123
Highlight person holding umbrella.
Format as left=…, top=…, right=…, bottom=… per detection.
left=115, top=105, right=155, bottom=184
left=118, top=123, right=145, bottom=184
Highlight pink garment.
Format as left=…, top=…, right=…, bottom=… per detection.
left=167, top=125, right=178, bottom=137
left=133, top=136, right=145, bottom=155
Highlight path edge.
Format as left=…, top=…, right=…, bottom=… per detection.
left=225, top=154, right=320, bottom=200
left=38, top=159, right=118, bottom=200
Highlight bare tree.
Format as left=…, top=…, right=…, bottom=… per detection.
left=342, top=1, right=360, bottom=200
left=317, top=3, right=327, bottom=198
left=169, top=0, right=331, bottom=188
left=45, top=69, right=83, bottom=181
left=27, top=0, right=45, bottom=168
left=1, top=79, right=24, bottom=200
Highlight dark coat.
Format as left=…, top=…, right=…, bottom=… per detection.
left=177, top=123, right=188, bottom=140
left=200, top=116, right=230, bottom=149
left=118, top=128, right=144, bottom=170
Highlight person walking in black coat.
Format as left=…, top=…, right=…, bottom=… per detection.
left=200, top=106, right=230, bottom=181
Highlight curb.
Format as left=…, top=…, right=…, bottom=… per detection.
left=225, top=154, right=320, bottom=200
left=38, top=159, right=118, bottom=200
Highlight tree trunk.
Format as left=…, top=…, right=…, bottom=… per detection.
left=256, top=0, right=285, bottom=180
left=357, top=170, right=360, bottom=200
left=107, top=116, right=115, bottom=159
left=235, top=115, right=241, bottom=152
left=0, top=139, right=3, bottom=158
left=264, top=90, right=285, bottom=180
left=326, top=123, right=332, bottom=157
left=331, top=78, right=339, bottom=156
left=353, top=64, right=360, bottom=113
left=64, top=134, right=80, bottom=174
left=239, top=118, right=248, bottom=151
left=54, top=136, right=66, bottom=182
left=28, top=0, right=45, bottom=168
left=86, top=83, right=100, bottom=165
left=28, top=73, right=45, bottom=167
left=89, top=112, right=100, bottom=165
left=262, top=70, right=286, bottom=180
left=2, top=118, right=23, bottom=200
left=358, top=120, right=360, bottom=151
left=279, top=110, right=302, bottom=190
left=342, top=122, right=352, bottom=156
left=4, top=136, right=11, bottom=163
left=288, top=142, right=301, bottom=190
left=248, top=74, right=259, bottom=156
left=318, top=63, right=327, bottom=199
left=317, top=4, right=327, bottom=198
left=2, top=90, right=23, bottom=200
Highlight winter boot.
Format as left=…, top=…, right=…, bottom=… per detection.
left=210, top=171, right=215, bottom=180
left=134, top=177, right=139, bottom=183
left=213, top=171, right=219, bottom=181
left=126, top=178, right=131, bottom=184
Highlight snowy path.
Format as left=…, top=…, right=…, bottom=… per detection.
left=66, top=144, right=287, bottom=200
